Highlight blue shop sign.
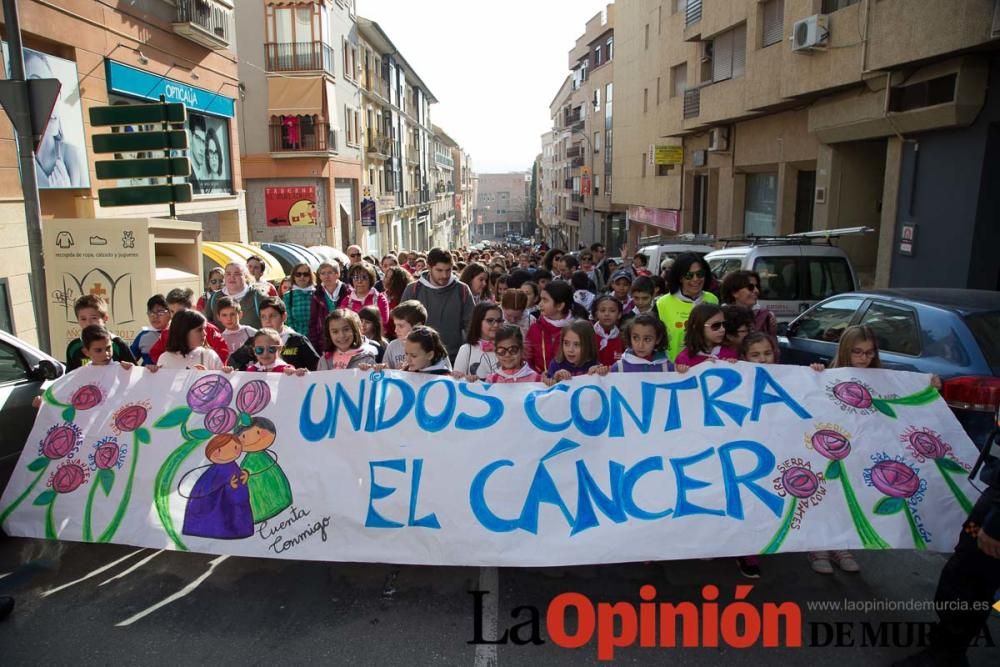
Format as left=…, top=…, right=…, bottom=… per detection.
left=104, top=59, right=235, bottom=118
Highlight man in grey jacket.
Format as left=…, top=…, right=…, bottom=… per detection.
left=399, top=247, right=474, bottom=361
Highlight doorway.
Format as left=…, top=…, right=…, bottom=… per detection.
left=795, top=170, right=816, bottom=234
left=692, top=174, right=708, bottom=235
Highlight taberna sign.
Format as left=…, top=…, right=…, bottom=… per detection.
left=104, top=60, right=235, bottom=118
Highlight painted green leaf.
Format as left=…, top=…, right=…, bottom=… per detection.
left=874, top=496, right=905, bottom=515
left=872, top=399, right=897, bottom=418
left=43, top=386, right=66, bottom=408
left=154, top=406, right=191, bottom=429
left=825, top=459, right=841, bottom=480
left=98, top=468, right=115, bottom=495
left=27, top=456, right=49, bottom=472
left=188, top=429, right=212, bottom=441
left=33, top=489, right=56, bottom=506
left=61, top=406, right=76, bottom=423
left=891, top=386, right=940, bottom=406
left=135, top=427, right=151, bottom=444
left=937, top=458, right=965, bottom=473
left=238, top=412, right=252, bottom=427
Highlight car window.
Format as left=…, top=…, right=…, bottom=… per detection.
left=0, top=340, right=29, bottom=383
left=965, top=311, right=1000, bottom=369
left=709, top=258, right=742, bottom=280
left=791, top=296, right=865, bottom=342
left=804, top=258, right=854, bottom=300
left=858, top=301, right=921, bottom=356
left=753, top=256, right=799, bottom=300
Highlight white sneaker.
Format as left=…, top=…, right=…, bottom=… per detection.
left=831, top=550, right=860, bottom=573
left=809, top=550, right=834, bottom=574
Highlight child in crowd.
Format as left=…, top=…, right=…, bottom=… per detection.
left=675, top=304, right=739, bottom=367
left=316, top=309, right=377, bottom=371
left=245, top=328, right=306, bottom=375
left=532, top=269, right=553, bottom=292
left=501, top=289, right=536, bottom=337
left=153, top=310, right=224, bottom=371
left=629, top=277, right=656, bottom=316
left=358, top=306, right=388, bottom=364
left=650, top=275, right=667, bottom=299
left=609, top=270, right=634, bottom=314
left=66, top=295, right=136, bottom=371
left=402, top=326, right=452, bottom=375
left=525, top=281, right=576, bottom=374
left=591, top=296, right=624, bottom=368
left=545, top=320, right=607, bottom=383
left=384, top=300, right=427, bottom=370
left=610, top=315, right=685, bottom=373
left=481, top=325, right=543, bottom=383
left=283, top=262, right=316, bottom=337
left=227, top=297, right=319, bottom=371
left=149, top=288, right=229, bottom=364
left=130, top=295, right=171, bottom=366
left=632, top=253, right=652, bottom=278
left=722, top=305, right=755, bottom=357
left=215, top=296, right=257, bottom=355
left=571, top=270, right=596, bottom=315
left=491, top=272, right=509, bottom=305
left=78, top=325, right=135, bottom=371
left=196, top=267, right=224, bottom=312
left=454, top=302, right=501, bottom=380
left=520, top=280, right=541, bottom=319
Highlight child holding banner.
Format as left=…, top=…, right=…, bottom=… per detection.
left=525, top=281, right=577, bottom=374
left=154, top=311, right=224, bottom=371
left=591, top=296, right=624, bottom=368
left=383, top=301, right=428, bottom=370
left=454, top=302, right=502, bottom=380
left=481, top=325, right=543, bottom=383
left=316, top=310, right=377, bottom=371
left=545, top=321, right=608, bottom=384
left=610, top=314, right=684, bottom=373
left=675, top=304, right=739, bottom=367
left=402, top=326, right=452, bottom=375
left=244, top=329, right=306, bottom=376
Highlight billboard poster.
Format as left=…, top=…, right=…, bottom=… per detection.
left=265, top=186, right=319, bottom=226
left=188, top=112, right=232, bottom=195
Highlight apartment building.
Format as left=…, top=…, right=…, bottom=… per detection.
left=614, top=0, right=1000, bottom=289
left=454, top=149, right=475, bottom=248
left=236, top=0, right=363, bottom=250
left=473, top=173, right=531, bottom=243
left=0, top=0, right=246, bottom=347
left=547, top=76, right=574, bottom=247
left=537, top=131, right=558, bottom=245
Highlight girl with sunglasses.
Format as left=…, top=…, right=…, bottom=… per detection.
left=453, top=302, right=502, bottom=380
left=196, top=267, right=225, bottom=313
left=283, top=263, right=315, bottom=339
left=245, top=328, right=305, bottom=375
left=656, top=252, right=719, bottom=362
left=481, top=325, right=543, bottom=383
left=675, top=304, right=738, bottom=367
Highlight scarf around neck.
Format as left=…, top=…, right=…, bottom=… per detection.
left=542, top=315, right=574, bottom=329
left=593, top=322, right=619, bottom=351
left=674, top=290, right=705, bottom=305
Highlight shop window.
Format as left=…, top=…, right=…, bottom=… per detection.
left=744, top=172, right=778, bottom=236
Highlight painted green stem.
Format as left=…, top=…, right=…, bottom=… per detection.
left=0, top=464, right=48, bottom=526
left=935, top=459, right=974, bottom=515
left=903, top=503, right=927, bottom=550
left=761, top=497, right=799, bottom=555
left=154, top=438, right=203, bottom=551
left=82, top=478, right=101, bottom=542
left=44, top=496, right=57, bottom=540
left=98, top=436, right=140, bottom=543
left=837, top=469, right=891, bottom=549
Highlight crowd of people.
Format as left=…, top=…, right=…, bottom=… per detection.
left=39, top=241, right=998, bottom=666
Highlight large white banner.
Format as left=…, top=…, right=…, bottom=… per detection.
left=0, top=364, right=981, bottom=566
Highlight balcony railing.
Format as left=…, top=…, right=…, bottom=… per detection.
left=566, top=145, right=583, bottom=159
left=571, top=193, right=584, bottom=204
left=404, top=190, right=430, bottom=206
left=173, top=0, right=231, bottom=50
left=564, top=178, right=574, bottom=189
left=683, top=87, right=701, bottom=119
left=570, top=156, right=585, bottom=168
left=566, top=209, right=581, bottom=221
left=686, top=0, right=703, bottom=27
left=564, top=108, right=582, bottom=126
left=364, top=74, right=391, bottom=100
left=435, top=152, right=454, bottom=168
left=269, top=122, right=337, bottom=153
left=265, top=41, right=335, bottom=75
left=367, top=129, right=394, bottom=158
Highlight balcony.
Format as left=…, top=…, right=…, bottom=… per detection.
left=367, top=129, right=393, bottom=159
left=570, top=156, right=585, bottom=168
left=173, top=0, right=231, bottom=50
left=566, top=208, right=581, bottom=221
left=683, top=87, right=701, bottom=119
left=563, top=178, right=574, bottom=189
left=269, top=121, right=337, bottom=154
left=435, top=152, right=454, bottom=168
left=364, top=74, right=391, bottom=100
left=265, top=42, right=335, bottom=75
left=571, top=193, right=584, bottom=204
left=566, top=145, right=583, bottom=159
left=564, top=108, right=582, bottom=126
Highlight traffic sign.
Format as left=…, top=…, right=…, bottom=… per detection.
left=98, top=183, right=193, bottom=208
left=92, top=130, right=188, bottom=154
left=89, top=102, right=186, bottom=127
left=95, top=157, right=191, bottom=180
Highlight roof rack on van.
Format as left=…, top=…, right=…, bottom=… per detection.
left=638, top=233, right=716, bottom=245
left=719, top=226, right=873, bottom=248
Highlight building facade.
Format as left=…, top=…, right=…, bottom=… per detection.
left=612, top=0, right=1000, bottom=288
left=473, top=172, right=531, bottom=243
left=547, top=76, right=574, bottom=248
left=0, top=0, right=246, bottom=347
left=537, top=131, right=557, bottom=244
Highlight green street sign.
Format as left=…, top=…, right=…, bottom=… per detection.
left=89, top=102, right=187, bottom=127
left=95, top=157, right=191, bottom=180
left=98, top=183, right=193, bottom=208
left=92, top=130, right=188, bottom=154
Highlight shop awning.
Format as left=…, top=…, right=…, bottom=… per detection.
left=267, top=76, right=323, bottom=117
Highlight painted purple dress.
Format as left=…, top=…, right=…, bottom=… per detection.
left=182, top=462, right=254, bottom=539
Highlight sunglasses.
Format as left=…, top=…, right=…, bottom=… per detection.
left=208, top=279, right=224, bottom=285
left=254, top=345, right=281, bottom=355
left=683, top=270, right=707, bottom=280
left=294, top=272, right=312, bottom=277
left=704, top=321, right=725, bottom=332
left=349, top=253, right=361, bottom=258
left=483, top=317, right=503, bottom=325
left=495, top=345, right=521, bottom=357
left=351, top=275, right=370, bottom=282
left=747, top=284, right=760, bottom=291
left=147, top=309, right=170, bottom=316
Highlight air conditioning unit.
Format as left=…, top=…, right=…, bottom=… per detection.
left=708, top=127, right=729, bottom=152
left=791, top=14, right=829, bottom=53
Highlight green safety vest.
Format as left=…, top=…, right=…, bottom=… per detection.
left=656, top=292, right=719, bottom=362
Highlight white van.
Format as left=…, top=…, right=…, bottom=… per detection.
left=637, top=238, right=716, bottom=274
left=705, top=237, right=862, bottom=322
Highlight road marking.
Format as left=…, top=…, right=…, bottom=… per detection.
left=42, top=548, right=146, bottom=597
left=473, top=566, right=499, bottom=667
left=99, top=549, right=164, bottom=586
left=115, top=555, right=230, bottom=627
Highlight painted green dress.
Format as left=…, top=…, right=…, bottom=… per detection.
left=241, top=451, right=291, bottom=522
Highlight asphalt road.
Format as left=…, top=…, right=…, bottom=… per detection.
left=0, top=537, right=996, bottom=666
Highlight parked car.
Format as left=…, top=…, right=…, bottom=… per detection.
left=706, top=241, right=859, bottom=322
left=778, top=289, right=1000, bottom=448
left=638, top=240, right=716, bottom=275
left=0, top=330, right=65, bottom=494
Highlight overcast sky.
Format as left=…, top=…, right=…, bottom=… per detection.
left=363, top=0, right=610, bottom=174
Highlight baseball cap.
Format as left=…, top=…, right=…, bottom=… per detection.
left=611, top=269, right=633, bottom=283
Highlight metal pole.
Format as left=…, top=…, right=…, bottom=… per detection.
left=3, top=0, right=51, bottom=352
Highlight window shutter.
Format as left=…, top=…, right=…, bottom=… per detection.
left=712, top=30, right=733, bottom=82
left=762, top=0, right=784, bottom=47
left=732, top=25, right=747, bottom=78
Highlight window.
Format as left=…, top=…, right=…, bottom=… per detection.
left=0, top=340, right=28, bottom=384
left=805, top=258, right=854, bottom=300
left=594, top=131, right=602, bottom=153
left=822, top=0, right=859, bottom=12
left=594, top=87, right=601, bottom=112
left=744, top=172, right=777, bottom=236
left=671, top=63, right=687, bottom=97
left=344, top=106, right=361, bottom=146
left=761, top=0, right=784, bottom=48
left=790, top=297, right=864, bottom=342
left=708, top=257, right=744, bottom=279
left=656, top=164, right=670, bottom=176
left=594, top=45, right=602, bottom=67
left=641, top=153, right=647, bottom=177
left=643, top=88, right=648, bottom=113
left=644, top=24, right=650, bottom=49
left=888, top=74, right=957, bottom=112
left=753, top=256, right=799, bottom=302
left=712, top=25, right=747, bottom=81
left=607, top=36, right=614, bottom=61
left=859, top=302, right=921, bottom=356
left=594, top=174, right=601, bottom=196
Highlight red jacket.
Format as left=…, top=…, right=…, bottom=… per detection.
left=149, top=320, right=230, bottom=364
left=596, top=336, right=624, bottom=368
left=525, top=317, right=568, bottom=374
left=344, top=290, right=390, bottom=331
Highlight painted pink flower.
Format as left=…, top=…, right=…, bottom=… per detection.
left=810, top=429, right=852, bottom=461
left=204, top=407, right=238, bottom=434
left=832, top=382, right=873, bottom=410
left=782, top=466, right=820, bottom=498
left=91, top=437, right=125, bottom=470
left=907, top=430, right=948, bottom=460
left=49, top=460, right=89, bottom=494
left=186, top=375, right=234, bottom=414
left=70, top=384, right=103, bottom=411
left=236, top=380, right=271, bottom=415
left=113, top=403, right=149, bottom=433
left=868, top=460, right=920, bottom=498
left=39, top=423, right=83, bottom=460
